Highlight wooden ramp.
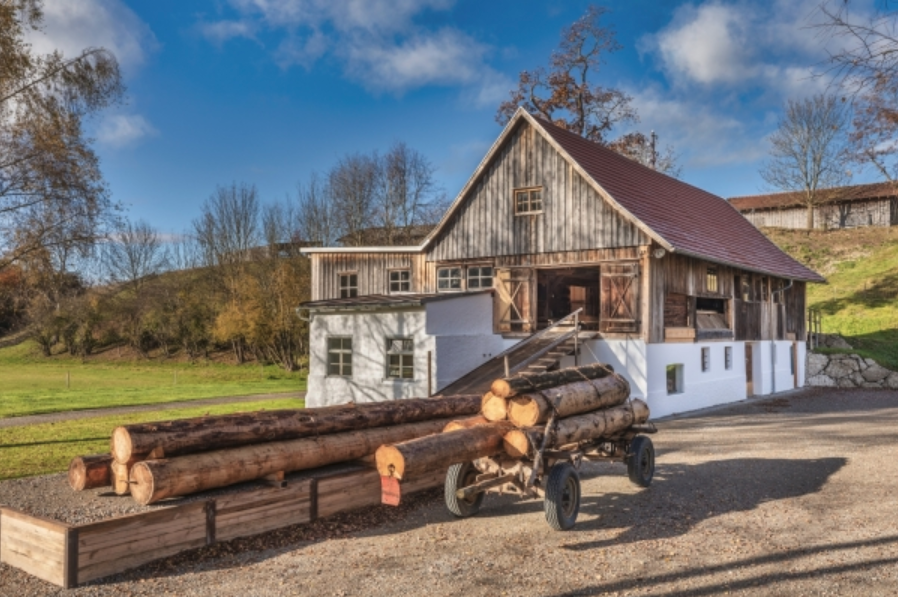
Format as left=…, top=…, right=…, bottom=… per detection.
left=438, top=314, right=596, bottom=396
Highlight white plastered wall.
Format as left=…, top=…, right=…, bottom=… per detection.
left=559, top=338, right=648, bottom=401
left=748, top=340, right=804, bottom=396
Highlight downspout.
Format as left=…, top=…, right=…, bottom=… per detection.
left=769, top=280, right=794, bottom=394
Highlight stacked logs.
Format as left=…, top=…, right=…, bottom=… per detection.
left=375, top=364, right=650, bottom=490
left=68, top=394, right=481, bottom=505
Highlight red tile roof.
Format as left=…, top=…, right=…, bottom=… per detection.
left=532, top=116, right=824, bottom=282
left=728, top=181, right=896, bottom=211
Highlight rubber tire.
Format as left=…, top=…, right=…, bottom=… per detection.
left=627, top=435, right=655, bottom=488
left=444, top=462, right=484, bottom=518
left=544, top=462, right=581, bottom=531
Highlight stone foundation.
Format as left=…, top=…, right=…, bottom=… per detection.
left=806, top=351, right=898, bottom=389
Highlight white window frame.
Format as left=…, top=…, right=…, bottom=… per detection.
left=327, top=337, right=353, bottom=377
left=437, top=267, right=463, bottom=292
left=338, top=272, right=358, bottom=299
left=388, top=269, right=411, bottom=294
left=514, top=187, right=543, bottom=215
left=385, top=337, right=415, bottom=380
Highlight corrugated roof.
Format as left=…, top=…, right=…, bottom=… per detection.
left=728, top=181, right=896, bottom=211
left=302, top=291, right=490, bottom=310
left=530, top=115, right=824, bottom=282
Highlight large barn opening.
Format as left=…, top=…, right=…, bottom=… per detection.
left=536, top=267, right=600, bottom=329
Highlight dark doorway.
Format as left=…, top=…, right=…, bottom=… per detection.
left=537, top=267, right=600, bottom=329
left=745, top=343, right=754, bottom=397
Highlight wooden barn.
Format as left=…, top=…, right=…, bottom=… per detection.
left=730, top=181, right=898, bottom=230
left=300, top=108, right=824, bottom=418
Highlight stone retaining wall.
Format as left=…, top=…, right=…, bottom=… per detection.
left=806, top=352, right=898, bottom=389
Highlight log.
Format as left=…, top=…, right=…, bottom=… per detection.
left=129, top=418, right=452, bottom=505
left=503, top=399, right=650, bottom=459
left=490, top=363, right=614, bottom=399
left=443, top=415, right=490, bottom=432
left=481, top=392, right=508, bottom=421
left=110, top=461, right=132, bottom=496
left=68, top=454, right=113, bottom=491
left=375, top=421, right=514, bottom=481
left=112, top=394, right=480, bottom=464
left=507, top=374, right=630, bottom=427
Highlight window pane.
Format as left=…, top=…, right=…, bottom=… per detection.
left=530, top=190, right=542, bottom=211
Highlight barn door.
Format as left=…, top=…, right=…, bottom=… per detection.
left=494, top=268, right=534, bottom=333
left=600, top=262, right=640, bottom=333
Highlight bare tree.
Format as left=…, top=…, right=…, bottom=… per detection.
left=296, top=172, right=340, bottom=247
left=496, top=5, right=637, bottom=144
left=104, top=219, right=167, bottom=290
left=376, top=142, right=439, bottom=245
left=193, top=182, right=261, bottom=268
left=760, top=94, right=851, bottom=229
left=606, top=131, right=681, bottom=177
left=328, top=153, right=379, bottom=247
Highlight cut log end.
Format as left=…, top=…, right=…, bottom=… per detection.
left=68, top=454, right=113, bottom=491
left=481, top=392, right=507, bottom=422
left=110, top=460, right=133, bottom=496
left=129, top=461, right=157, bottom=506
left=375, top=445, right=406, bottom=480
left=507, top=396, right=541, bottom=428
left=502, top=430, right=532, bottom=459
left=381, top=475, right=402, bottom=506
left=443, top=416, right=489, bottom=432
left=111, top=426, right=137, bottom=464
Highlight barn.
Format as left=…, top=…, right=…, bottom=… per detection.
left=299, top=108, right=824, bottom=418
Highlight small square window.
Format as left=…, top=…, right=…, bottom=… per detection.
left=514, top=188, right=543, bottom=214
left=437, top=267, right=462, bottom=291
left=327, top=337, right=352, bottom=377
left=725, top=346, right=733, bottom=370
left=701, top=347, right=710, bottom=372
left=386, top=338, right=414, bottom=379
left=467, top=266, right=493, bottom=290
left=389, top=270, right=411, bottom=293
left=666, top=364, right=684, bottom=395
left=339, top=273, right=358, bottom=299
left=706, top=267, right=718, bottom=293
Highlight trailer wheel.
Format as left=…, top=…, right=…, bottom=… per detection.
left=544, top=462, right=581, bottom=531
left=445, top=462, right=483, bottom=518
left=627, top=435, right=655, bottom=487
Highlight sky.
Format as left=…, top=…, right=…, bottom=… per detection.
left=25, top=0, right=881, bottom=239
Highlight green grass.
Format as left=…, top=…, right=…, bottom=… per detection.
left=0, top=397, right=305, bottom=481
left=765, top=227, right=898, bottom=370
left=0, top=341, right=306, bottom=418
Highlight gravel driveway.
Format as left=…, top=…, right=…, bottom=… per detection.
left=2, top=387, right=898, bottom=596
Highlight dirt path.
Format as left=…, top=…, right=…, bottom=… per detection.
left=0, top=391, right=306, bottom=429
left=3, top=387, right=898, bottom=596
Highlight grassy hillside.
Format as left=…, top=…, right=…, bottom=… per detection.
left=764, top=226, right=898, bottom=370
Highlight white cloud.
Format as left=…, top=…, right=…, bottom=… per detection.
left=96, top=114, right=158, bottom=148
left=198, top=20, right=257, bottom=46
left=25, top=0, right=157, bottom=74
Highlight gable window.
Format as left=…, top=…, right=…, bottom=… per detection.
left=327, top=337, right=352, bottom=377
left=339, top=273, right=358, bottom=298
left=386, top=338, right=414, bottom=379
left=706, top=267, right=718, bottom=293
left=514, top=187, right=543, bottom=215
left=389, top=270, right=411, bottom=293
left=467, top=266, right=493, bottom=290
left=437, top=267, right=462, bottom=291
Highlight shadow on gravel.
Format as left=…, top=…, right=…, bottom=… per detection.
left=549, top=534, right=898, bottom=597
left=563, top=457, right=846, bottom=550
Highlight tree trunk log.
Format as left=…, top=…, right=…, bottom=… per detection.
left=503, top=399, right=650, bottom=459
left=112, top=394, right=480, bottom=464
left=67, top=454, right=113, bottom=491
left=490, top=363, right=614, bottom=399
left=481, top=392, right=508, bottom=421
left=507, top=374, right=630, bottom=427
left=443, top=416, right=490, bottom=432
left=375, top=421, right=514, bottom=481
left=110, top=460, right=133, bottom=496
left=129, top=418, right=452, bottom=505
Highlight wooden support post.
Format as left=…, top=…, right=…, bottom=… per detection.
left=504, top=355, right=510, bottom=378
left=64, top=527, right=78, bottom=589
left=427, top=350, right=433, bottom=396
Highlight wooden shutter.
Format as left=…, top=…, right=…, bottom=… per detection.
left=600, top=262, right=640, bottom=333
left=494, top=268, right=534, bottom=333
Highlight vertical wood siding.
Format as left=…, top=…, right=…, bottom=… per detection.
left=741, top=198, right=897, bottom=229
left=310, top=254, right=426, bottom=301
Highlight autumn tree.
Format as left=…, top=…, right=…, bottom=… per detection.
left=760, top=94, right=850, bottom=229
left=1, top=0, right=124, bottom=271
left=606, top=132, right=681, bottom=177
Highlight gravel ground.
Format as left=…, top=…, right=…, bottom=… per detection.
left=0, top=391, right=305, bottom=429
left=3, top=387, right=898, bottom=596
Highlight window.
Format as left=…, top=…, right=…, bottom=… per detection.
left=389, top=270, right=411, bottom=293
left=327, top=338, right=352, bottom=376
left=701, top=347, right=711, bottom=372
left=514, top=187, right=543, bottom=214
left=666, top=364, right=684, bottom=395
left=761, top=277, right=769, bottom=302
left=386, top=338, right=414, bottom=379
left=467, top=266, right=493, bottom=290
left=339, top=273, right=358, bottom=299
left=706, top=267, right=719, bottom=293
left=725, top=346, right=733, bottom=370
left=735, top=275, right=751, bottom=301
left=437, top=267, right=462, bottom=291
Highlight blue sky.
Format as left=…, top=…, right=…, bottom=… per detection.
left=26, top=0, right=879, bottom=238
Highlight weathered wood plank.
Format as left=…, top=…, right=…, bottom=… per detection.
left=0, top=509, right=67, bottom=586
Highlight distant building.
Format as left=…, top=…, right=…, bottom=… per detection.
left=730, top=182, right=898, bottom=230
left=337, top=225, right=435, bottom=247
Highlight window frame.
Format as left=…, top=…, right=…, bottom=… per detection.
left=326, top=337, right=353, bottom=377
left=388, top=269, right=411, bottom=294
left=701, top=347, right=711, bottom=372
left=437, top=267, right=463, bottom=292
left=706, top=267, right=719, bottom=293
left=466, top=265, right=494, bottom=290
left=724, top=346, right=733, bottom=370
left=338, top=272, right=358, bottom=299
left=514, top=186, right=544, bottom=215
left=385, top=337, right=415, bottom=380
left=666, top=364, right=684, bottom=395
